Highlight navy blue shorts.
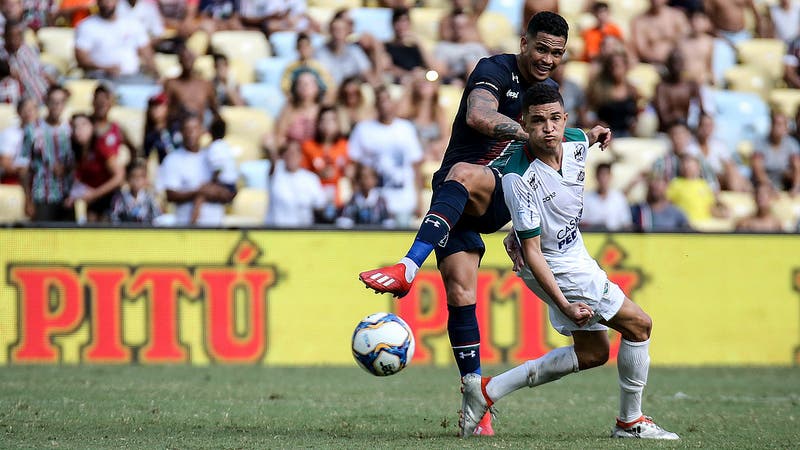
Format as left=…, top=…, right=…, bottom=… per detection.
left=433, top=168, right=510, bottom=266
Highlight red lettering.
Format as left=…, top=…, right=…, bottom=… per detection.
left=82, top=267, right=131, bottom=363
left=129, top=269, right=197, bottom=363
left=9, top=267, right=83, bottom=362
left=396, top=271, right=448, bottom=363
left=496, top=273, right=551, bottom=362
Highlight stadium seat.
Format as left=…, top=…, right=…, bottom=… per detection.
left=240, top=83, right=286, bottom=119
left=724, top=65, right=770, bottom=98
left=228, top=58, right=255, bottom=85
left=351, top=8, right=394, bottom=42
left=438, top=84, right=463, bottom=123
left=37, top=27, right=75, bottom=73
left=225, top=135, right=263, bottom=164
left=736, top=39, right=787, bottom=81
left=224, top=187, right=268, bottom=227
left=109, top=106, right=145, bottom=153
left=220, top=106, right=274, bottom=144
left=115, top=84, right=163, bottom=110
left=186, top=30, right=209, bottom=56
left=768, top=88, right=800, bottom=118
left=558, top=0, right=584, bottom=21
left=606, top=0, right=648, bottom=37
left=708, top=89, right=771, bottom=156
left=610, top=137, right=670, bottom=169
left=63, top=79, right=99, bottom=112
left=562, top=60, right=590, bottom=90
left=193, top=55, right=216, bottom=80
left=239, top=159, right=270, bottom=189
left=268, top=31, right=324, bottom=59
left=478, top=11, right=516, bottom=50
left=0, top=184, right=26, bottom=223
left=712, top=38, right=737, bottom=87
left=308, top=0, right=360, bottom=8
left=772, top=193, right=800, bottom=231
left=487, top=0, right=524, bottom=33
left=0, top=103, right=18, bottom=130
left=626, top=63, right=661, bottom=103
left=254, top=56, right=294, bottom=88
left=718, top=191, right=756, bottom=221
left=154, top=53, right=181, bottom=79
left=690, top=217, right=736, bottom=232
left=306, top=6, right=334, bottom=28
left=410, top=7, right=445, bottom=42
left=211, top=31, right=271, bottom=61
left=38, top=52, right=69, bottom=76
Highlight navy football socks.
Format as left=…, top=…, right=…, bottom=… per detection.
left=448, top=304, right=481, bottom=376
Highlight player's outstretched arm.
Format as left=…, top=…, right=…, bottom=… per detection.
left=586, top=125, right=611, bottom=150
left=465, top=89, right=529, bottom=141
left=519, top=235, right=595, bottom=327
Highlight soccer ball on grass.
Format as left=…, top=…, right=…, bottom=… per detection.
left=352, top=312, right=415, bottom=376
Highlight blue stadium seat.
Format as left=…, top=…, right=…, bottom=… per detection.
left=350, top=8, right=394, bottom=42
left=239, top=159, right=271, bottom=190
left=712, top=38, right=737, bottom=87
left=115, top=84, right=163, bottom=109
left=254, top=56, right=294, bottom=87
left=709, top=89, right=770, bottom=151
left=487, top=0, right=524, bottom=33
left=241, top=83, right=286, bottom=118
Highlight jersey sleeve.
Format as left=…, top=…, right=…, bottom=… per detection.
left=465, top=57, right=507, bottom=102
left=502, top=172, right=541, bottom=239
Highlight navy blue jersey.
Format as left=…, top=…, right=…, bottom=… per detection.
left=433, top=54, right=558, bottom=186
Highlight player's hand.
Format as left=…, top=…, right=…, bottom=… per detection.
left=588, top=126, right=611, bottom=150
left=561, top=302, right=594, bottom=327
left=503, top=231, right=524, bottom=272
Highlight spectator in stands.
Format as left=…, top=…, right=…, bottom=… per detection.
left=0, top=0, right=23, bottom=32
left=654, top=49, right=704, bottom=132
left=198, top=0, right=242, bottom=32
left=117, top=0, right=166, bottom=43
left=157, top=0, right=200, bottom=39
left=20, top=85, right=74, bottom=221
left=588, top=53, right=639, bottom=138
left=667, top=154, right=729, bottom=222
left=439, top=0, right=485, bottom=43
left=581, top=163, right=632, bottom=231
left=398, top=72, right=450, bottom=163
left=581, top=2, right=624, bottom=62
left=335, top=164, right=393, bottom=228
left=631, top=175, right=692, bottom=231
left=695, top=113, right=751, bottom=192
left=348, top=85, right=423, bottom=226
left=160, top=113, right=234, bottom=226
left=274, top=68, right=324, bottom=151
left=110, top=157, right=162, bottom=224
left=75, top=0, right=156, bottom=82
left=752, top=110, right=800, bottom=193
left=769, top=0, right=800, bottom=44
left=143, top=93, right=176, bottom=163
left=704, top=0, right=764, bottom=45
left=654, top=121, right=719, bottom=190
left=281, top=32, right=333, bottom=103
left=0, top=96, right=36, bottom=184
left=783, top=33, right=800, bottom=88
left=735, top=183, right=783, bottom=231
left=435, top=9, right=489, bottom=84
left=266, top=139, right=326, bottom=227
left=164, top=41, right=218, bottom=129
left=3, top=20, right=51, bottom=105
left=239, top=0, right=318, bottom=36
left=192, top=116, right=236, bottom=224
left=677, top=9, right=715, bottom=86
left=630, top=0, right=689, bottom=65
left=301, top=106, right=351, bottom=212
left=67, top=112, right=125, bottom=222
left=335, top=76, right=374, bottom=136
left=315, top=15, right=377, bottom=86
left=91, top=83, right=126, bottom=155
left=0, top=58, right=20, bottom=105
left=56, top=0, right=94, bottom=28
left=212, top=53, right=244, bottom=107
left=385, top=7, right=440, bottom=84
left=551, top=60, right=589, bottom=128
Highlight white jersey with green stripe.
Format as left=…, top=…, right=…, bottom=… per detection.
left=500, top=128, right=598, bottom=276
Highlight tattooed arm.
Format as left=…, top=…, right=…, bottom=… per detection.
left=465, top=89, right=528, bottom=141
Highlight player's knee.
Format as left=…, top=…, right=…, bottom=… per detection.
left=629, top=313, right=652, bottom=342
left=445, top=162, right=479, bottom=188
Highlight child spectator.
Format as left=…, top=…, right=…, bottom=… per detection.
left=191, top=116, right=237, bottom=224
left=581, top=2, right=624, bottom=62
left=143, top=92, right=177, bottom=163
left=281, top=32, right=334, bottom=103
left=266, top=139, right=326, bottom=228
left=212, top=53, right=245, bottom=107
left=631, top=175, right=691, bottom=231
left=666, top=154, right=728, bottom=223
left=735, top=183, right=783, bottom=232
left=336, top=164, right=393, bottom=228
left=301, top=106, right=350, bottom=210
left=110, top=158, right=162, bottom=224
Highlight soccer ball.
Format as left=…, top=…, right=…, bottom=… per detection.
left=352, top=312, right=415, bottom=376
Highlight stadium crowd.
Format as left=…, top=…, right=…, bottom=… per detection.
left=0, top=0, right=799, bottom=232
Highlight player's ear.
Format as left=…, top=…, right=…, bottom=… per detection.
left=520, top=34, right=528, bottom=53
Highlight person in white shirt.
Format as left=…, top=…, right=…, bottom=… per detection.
left=239, top=0, right=317, bottom=35
left=116, top=0, right=165, bottom=43
left=160, top=113, right=234, bottom=226
left=581, top=162, right=631, bottom=231
left=266, top=140, right=326, bottom=227
left=770, top=0, right=800, bottom=43
left=0, top=96, right=36, bottom=184
left=348, top=85, right=423, bottom=227
left=75, top=0, right=156, bottom=81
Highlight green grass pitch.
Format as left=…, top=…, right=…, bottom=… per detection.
left=0, top=365, right=798, bottom=448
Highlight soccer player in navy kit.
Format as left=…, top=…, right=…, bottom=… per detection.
left=359, top=12, right=571, bottom=436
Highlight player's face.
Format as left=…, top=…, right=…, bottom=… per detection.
left=523, top=101, right=567, bottom=153
left=520, top=32, right=566, bottom=82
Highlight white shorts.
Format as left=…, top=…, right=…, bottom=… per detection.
left=518, top=263, right=625, bottom=336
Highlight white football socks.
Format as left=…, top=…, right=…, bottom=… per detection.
left=485, top=346, right=579, bottom=402
left=399, top=257, right=419, bottom=283
left=617, top=338, right=650, bottom=423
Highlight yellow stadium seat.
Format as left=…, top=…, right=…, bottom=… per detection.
left=194, top=55, right=215, bottom=80
left=220, top=106, right=274, bottom=144
left=772, top=192, right=800, bottom=231
left=724, top=65, right=770, bottom=98
left=562, top=60, right=591, bottom=90
left=228, top=58, right=255, bottom=85
left=154, top=53, right=181, bottom=79
left=37, top=27, right=75, bottom=72
left=0, top=184, right=26, bottom=223
left=109, top=106, right=145, bottom=153
left=718, top=191, right=756, bottom=221
left=0, top=103, right=18, bottom=130
left=558, top=0, right=585, bottom=21
left=736, top=38, right=787, bottom=81
left=690, top=217, right=736, bottom=232
left=211, top=31, right=271, bottom=61
left=606, top=0, right=648, bottom=37
left=225, top=135, right=263, bottom=164
left=626, top=63, right=661, bottom=103
left=768, top=88, right=800, bottom=118
left=438, top=84, right=463, bottom=123
left=410, top=7, right=446, bottom=42
left=63, top=79, right=99, bottom=112
left=307, top=7, right=334, bottom=29
left=610, top=137, right=670, bottom=168
left=38, top=52, right=69, bottom=75
left=478, top=11, right=516, bottom=50
left=224, top=187, right=268, bottom=227
left=308, top=0, right=360, bottom=8
left=186, top=30, right=209, bottom=56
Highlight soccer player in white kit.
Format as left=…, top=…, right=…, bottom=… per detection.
left=459, top=83, right=680, bottom=440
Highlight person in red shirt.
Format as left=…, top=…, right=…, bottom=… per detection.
left=581, top=2, right=624, bottom=62
left=300, top=106, right=351, bottom=212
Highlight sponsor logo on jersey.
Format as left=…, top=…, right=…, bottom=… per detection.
left=577, top=170, right=585, bottom=182
left=542, top=191, right=557, bottom=202
left=527, top=172, right=540, bottom=190
left=556, top=214, right=582, bottom=250
left=574, top=144, right=585, bottom=162
left=512, top=72, right=519, bottom=83
left=506, top=90, right=519, bottom=99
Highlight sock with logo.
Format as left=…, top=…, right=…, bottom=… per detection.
left=617, top=339, right=650, bottom=422
left=400, top=181, right=469, bottom=282
left=448, top=304, right=481, bottom=376
left=484, top=346, right=579, bottom=402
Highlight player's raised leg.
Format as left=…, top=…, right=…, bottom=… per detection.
left=359, top=163, right=496, bottom=298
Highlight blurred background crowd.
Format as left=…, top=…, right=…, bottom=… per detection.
left=0, top=0, right=799, bottom=232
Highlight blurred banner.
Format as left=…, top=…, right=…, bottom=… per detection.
left=0, top=229, right=798, bottom=366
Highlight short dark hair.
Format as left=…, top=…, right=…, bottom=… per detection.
left=522, top=82, right=564, bottom=112
left=296, top=32, right=310, bottom=47
left=526, top=11, right=569, bottom=39
left=596, top=162, right=612, bottom=176
left=209, top=116, right=226, bottom=140
left=592, top=2, right=609, bottom=13
left=46, top=84, right=70, bottom=100
left=94, top=82, right=113, bottom=98
left=212, top=52, right=227, bottom=65
left=126, top=157, right=148, bottom=178
left=392, top=7, right=409, bottom=25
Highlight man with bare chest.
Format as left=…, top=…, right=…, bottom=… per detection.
left=630, top=0, right=689, bottom=65
left=163, top=41, right=218, bottom=128
left=704, top=0, right=763, bottom=45
left=654, top=50, right=704, bottom=131
left=678, top=9, right=715, bottom=85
